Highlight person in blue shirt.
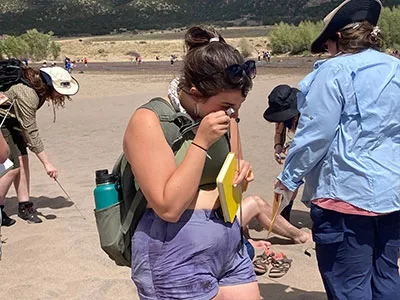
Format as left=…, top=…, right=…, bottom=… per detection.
left=275, top=0, right=400, bottom=299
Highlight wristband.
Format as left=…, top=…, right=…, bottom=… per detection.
left=192, top=142, right=212, bottom=160
left=192, top=142, right=208, bottom=152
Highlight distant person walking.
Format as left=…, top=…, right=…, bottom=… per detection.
left=0, top=66, right=79, bottom=225
left=265, top=51, right=271, bottom=62
left=64, top=57, right=69, bottom=68
left=170, top=54, right=176, bottom=65
left=65, top=60, right=71, bottom=73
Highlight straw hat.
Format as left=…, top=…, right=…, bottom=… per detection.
left=40, top=67, right=79, bottom=96
left=311, top=0, right=382, bottom=54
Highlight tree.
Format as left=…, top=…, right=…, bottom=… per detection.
left=49, top=41, right=61, bottom=60
left=0, top=36, right=29, bottom=59
left=0, top=29, right=62, bottom=61
left=269, top=22, right=295, bottom=54
left=20, top=29, right=60, bottom=60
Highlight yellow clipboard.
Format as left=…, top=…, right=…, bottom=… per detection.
left=216, top=152, right=242, bottom=223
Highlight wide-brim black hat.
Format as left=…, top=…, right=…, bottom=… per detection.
left=263, top=85, right=299, bottom=123
left=311, top=0, right=382, bottom=54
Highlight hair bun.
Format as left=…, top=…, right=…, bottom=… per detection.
left=184, top=26, right=224, bottom=51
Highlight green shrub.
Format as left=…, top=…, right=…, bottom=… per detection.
left=238, top=38, right=253, bottom=58
left=269, top=21, right=323, bottom=55
left=49, top=41, right=61, bottom=60
left=269, top=22, right=295, bottom=54
left=379, top=6, right=400, bottom=49
left=1, top=36, right=29, bottom=58
left=269, top=6, right=400, bottom=55
left=0, top=29, right=61, bottom=60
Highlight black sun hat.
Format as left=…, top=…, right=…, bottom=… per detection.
left=311, top=0, right=382, bottom=54
left=263, top=85, right=300, bottom=123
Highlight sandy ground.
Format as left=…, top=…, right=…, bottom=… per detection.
left=0, top=62, right=327, bottom=300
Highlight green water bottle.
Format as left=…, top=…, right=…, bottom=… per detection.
left=94, top=169, right=119, bottom=210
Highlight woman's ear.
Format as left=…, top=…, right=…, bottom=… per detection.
left=336, top=32, right=342, bottom=40
left=189, top=87, right=203, bottom=101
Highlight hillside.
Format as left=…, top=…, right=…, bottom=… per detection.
left=0, top=0, right=399, bottom=36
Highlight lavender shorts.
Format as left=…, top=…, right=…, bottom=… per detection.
left=131, top=208, right=256, bottom=300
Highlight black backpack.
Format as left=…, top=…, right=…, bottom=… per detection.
left=0, top=59, right=29, bottom=92
left=94, top=97, right=197, bottom=267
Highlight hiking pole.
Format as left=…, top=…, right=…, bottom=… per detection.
left=55, top=178, right=86, bottom=220
left=235, top=116, right=245, bottom=256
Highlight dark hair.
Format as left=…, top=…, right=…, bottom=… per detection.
left=22, top=67, right=70, bottom=108
left=179, top=26, right=252, bottom=98
left=337, top=21, right=383, bottom=53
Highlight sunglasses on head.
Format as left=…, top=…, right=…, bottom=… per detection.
left=225, top=60, right=257, bottom=84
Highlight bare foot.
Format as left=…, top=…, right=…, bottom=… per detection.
left=248, top=239, right=271, bottom=250
left=293, top=230, right=312, bottom=244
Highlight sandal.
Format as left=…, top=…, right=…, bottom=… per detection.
left=264, top=249, right=276, bottom=263
left=268, top=254, right=292, bottom=278
left=253, top=255, right=269, bottom=275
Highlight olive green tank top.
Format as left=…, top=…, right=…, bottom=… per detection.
left=174, top=132, right=230, bottom=190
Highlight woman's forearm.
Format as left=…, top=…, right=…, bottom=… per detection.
left=274, top=123, right=285, bottom=146
left=36, top=151, right=51, bottom=166
left=160, top=142, right=208, bottom=220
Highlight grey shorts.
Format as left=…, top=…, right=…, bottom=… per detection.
left=131, top=208, right=256, bottom=300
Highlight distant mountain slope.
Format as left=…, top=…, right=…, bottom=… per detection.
left=0, top=0, right=398, bottom=36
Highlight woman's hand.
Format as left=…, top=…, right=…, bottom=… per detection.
left=44, top=162, right=58, bottom=179
left=274, top=180, right=293, bottom=204
left=36, top=151, right=58, bottom=179
left=274, top=180, right=288, bottom=191
left=194, top=111, right=230, bottom=149
left=233, top=159, right=254, bottom=189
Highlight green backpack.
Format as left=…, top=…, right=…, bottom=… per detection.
left=94, top=97, right=196, bottom=267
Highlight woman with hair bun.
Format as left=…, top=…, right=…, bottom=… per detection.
left=124, top=26, right=260, bottom=299
left=275, top=0, right=400, bottom=299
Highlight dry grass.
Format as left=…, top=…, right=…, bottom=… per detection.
left=58, top=27, right=271, bottom=62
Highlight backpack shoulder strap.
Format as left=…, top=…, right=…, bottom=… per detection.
left=119, top=98, right=194, bottom=234
left=139, top=97, right=195, bottom=151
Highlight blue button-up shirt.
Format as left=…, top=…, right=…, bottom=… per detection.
left=278, top=49, right=400, bottom=213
